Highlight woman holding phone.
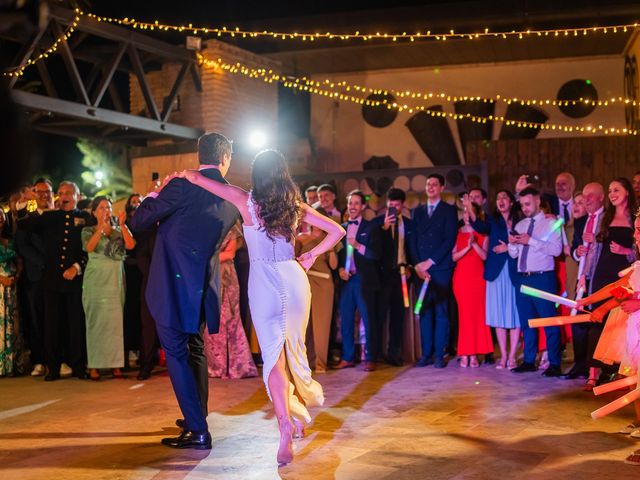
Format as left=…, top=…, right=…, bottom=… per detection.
left=82, top=196, right=136, bottom=380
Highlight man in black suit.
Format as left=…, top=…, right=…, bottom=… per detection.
left=14, top=178, right=53, bottom=376
left=563, top=182, right=605, bottom=380
left=18, top=181, right=91, bottom=381
left=131, top=133, right=239, bottom=450
left=372, top=188, right=414, bottom=366
left=411, top=174, right=458, bottom=368
left=335, top=190, right=381, bottom=372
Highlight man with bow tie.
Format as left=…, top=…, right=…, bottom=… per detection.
left=335, top=190, right=381, bottom=372
left=411, top=174, right=458, bottom=369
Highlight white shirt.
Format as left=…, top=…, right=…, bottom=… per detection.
left=508, top=211, right=563, bottom=272
left=558, top=197, right=573, bottom=219
left=571, top=206, right=604, bottom=262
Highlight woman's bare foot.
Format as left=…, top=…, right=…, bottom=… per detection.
left=292, top=417, right=306, bottom=439
left=276, top=416, right=293, bottom=466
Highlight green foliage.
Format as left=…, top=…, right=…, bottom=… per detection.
left=77, top=138, right=131, bottom=200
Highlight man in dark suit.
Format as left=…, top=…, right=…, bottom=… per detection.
left=14, top=178, right=53, bottom=376
left=411, top=173, right=458, bottom=368
left=372, top=188, right=414, bottom=366
left=131, top=133, right=239, bottom=450
left=18, top=181, right=91, bottom=381
left=335, top=190, right=381, bottom=372
left=563, top=182, right=605, bottom=380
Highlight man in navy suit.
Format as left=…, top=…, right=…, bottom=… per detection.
left=131, top=133, right=239, bottom=450
left=335, top=190, right=381, bottom=372
left=411, top=174, right=458, bottom=368
left=372, top=188, right=415, bottom=366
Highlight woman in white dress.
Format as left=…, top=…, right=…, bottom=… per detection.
left=175, top=150, right=345, bottom=465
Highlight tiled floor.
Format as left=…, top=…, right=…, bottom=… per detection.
left=1, top=361, right=638, bottom=479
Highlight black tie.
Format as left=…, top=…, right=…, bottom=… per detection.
left=348, top=220, right=359, bottom=225
left=562, top=203, right=570, bottom=224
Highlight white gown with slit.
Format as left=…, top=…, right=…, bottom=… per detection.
left=243, top=193, right=324, bottom=423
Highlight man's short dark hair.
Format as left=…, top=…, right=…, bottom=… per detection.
left=519, top=187, right=540, bottom=197
left=427, top=173, right=445, bottom=186
left=387, top=188, right=406, bottom=203
left=305, top=185, right=318, bottom=195
left=34, top=177, right=52, bottom=188
left=470, top=187, right=487, bottom=199
left=198, top=132, right=232, bottom=166
left=318, top=183, right=336, bottom=195
left=77, top=198, right=92, bottom=210
left=347, top=189, right=367, bottom=205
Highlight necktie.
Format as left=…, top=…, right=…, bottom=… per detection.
left=562, top=203, right=570, bottom=225
left=428, top=205, right=435, bottom=218
left=583, top=213, right=597, bottom=278
left=518, top=218, right=536, bottom=272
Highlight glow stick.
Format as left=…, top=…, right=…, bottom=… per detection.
left=593, top=376, right=637, bottom=396
left=541, top=217, right=564, bottom=241
left=520, top=285, right=578, bottom=309
left=414, top=278, right=430, bottom=315
left=571, top=254, right=587, bottom=316
left=307, top=270, right=331, bottom=280
left=400, top=266, right=410, bottom=308
left=591, top=388, right=640, bottom=419
left=528, top=314, right=591, bottom=328
left=345, top=243, right=354, bottom=274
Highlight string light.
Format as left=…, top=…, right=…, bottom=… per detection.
left=314, top=79, right=639, bottom=108
left=2, top=10, right=81, bottom=78
left=86, top=13, right=639, bottom=44
left=199, top=55, right=638, bottom=136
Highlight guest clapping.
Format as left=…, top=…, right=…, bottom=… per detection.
left=452, top=202, right=492, bottom=368
left=82, top=196, right=135, bottom=381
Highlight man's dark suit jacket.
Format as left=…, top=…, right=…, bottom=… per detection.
left=410, top=201, right=458, bottom=272
left=130, top=168, right=239, bottom=335
left=338, top=218, right=381, bottom=291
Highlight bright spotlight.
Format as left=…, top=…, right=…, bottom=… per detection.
left=95, top=180, right=103, bottom=188
left=95, top=171, right=105, bottom=181
left=248, top=131, right=267, bottom=149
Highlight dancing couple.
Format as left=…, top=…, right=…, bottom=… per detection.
left=132, top=132, right=344, bottom=466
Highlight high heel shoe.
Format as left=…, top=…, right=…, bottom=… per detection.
left=470, top=356, right=479, bottom=368
left=292, top=417, right=306, bottom=439
left=459, top=356, right=469, bottom=368
left=89, top=369, right=101, bottom=381
left=276, top=416, right=294, bottom=466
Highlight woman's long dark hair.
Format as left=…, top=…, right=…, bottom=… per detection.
left=251, top=150, right=303, bottom=241
left=597, top=177, right=637, bottom=242
left=492, top=189, right=520, bottom=225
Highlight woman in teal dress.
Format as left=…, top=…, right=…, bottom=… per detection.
left=82, top=196, right=136, bottom=380
left=0, top=209, right=21, bottom=377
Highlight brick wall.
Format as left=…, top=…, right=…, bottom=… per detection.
left=129, top=40, right=280, bottom=189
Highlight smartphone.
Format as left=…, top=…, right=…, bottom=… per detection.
left=525, top=174, right=539, bottom=184
left=387, top=206, right=398, bottom=217
left=112, top=215, right=119, bottom=227
left=510, top=229, right=518, bottom=236
left=151, top=172, right=159, bottom=181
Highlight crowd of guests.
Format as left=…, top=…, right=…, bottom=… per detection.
left=1, top=170, right=640, bottom=401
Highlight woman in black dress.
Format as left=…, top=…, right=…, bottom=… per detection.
left=586, top=177, right=637, bottom=389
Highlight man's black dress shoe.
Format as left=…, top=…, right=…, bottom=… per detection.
left=44, top=373, right=60, bottom=382
left=73, top=370, right=89, bottom=380
left=137, top=370, right=151, bottom=381
left=484, top=353, right=496, bottom=365
left=387, top=357, right=403, bottom=367
left=415, top=356, right=434, bottom=368
left=562, top=368, right=588, bottom=380
left=161, top=430, right=211, bottom=450
left=176, top=418, right=185, bottom=429
left=542, top=366, right=562, bottom=377
left=434, top=358, right=447, bottom=369
left=511, top=362, right=537, bottom=373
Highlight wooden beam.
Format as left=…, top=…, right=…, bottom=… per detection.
left=128, top=45, right=160, bottom=121
left=92, top=42, right=127, bottom=107
left=161, top=62, right=189, bottom=122
left=50, top=20, right=90, bottom=105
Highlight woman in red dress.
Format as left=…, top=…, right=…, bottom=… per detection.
left=453, top=203, right=494, bottom=367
